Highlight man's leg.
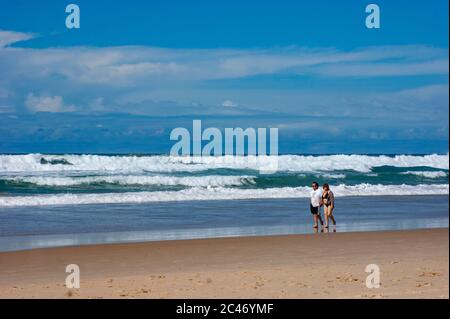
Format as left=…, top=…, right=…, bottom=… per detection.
left=310, top=205, right=319, bottom=228
left=318, top=210, right=324, bottom=225
left=313, top=214, right=318, bottom=228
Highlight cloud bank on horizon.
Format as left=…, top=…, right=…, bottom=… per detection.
left=1, top=31, right=448, bottom=115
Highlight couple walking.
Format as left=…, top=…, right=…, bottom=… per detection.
left=309, top=182, right=336, bottom=229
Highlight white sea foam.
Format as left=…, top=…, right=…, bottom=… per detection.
left=401, top=171, right=448, bottom=178
left=0, top=153, right=448, bottom=173
left=3, top=175, right=255, bottom=187
left=0, top=184, right=447, bottom=207
left=319, top=173, right=346, bottom=179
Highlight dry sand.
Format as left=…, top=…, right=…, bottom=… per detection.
left=0, top=228, right=448, bottom=299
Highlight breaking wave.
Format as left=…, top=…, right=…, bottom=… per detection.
left=0, top=153, right=448, bottom=173
left=0, top=183, right=448, bottom=207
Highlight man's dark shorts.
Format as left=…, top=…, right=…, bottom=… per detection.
left=310, top=204, right=319, bottom=215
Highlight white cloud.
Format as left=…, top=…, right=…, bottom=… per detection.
left=0, top=38, right=447, bottom=89
left=0, top=29, right=447, bottom=119
left=25, top=93, right=75, bottom=113
left=395, top=84, right=449, bottom=101
left=222, top=99, right=238, bottom=107
left=0, top=30, right=35, bottom=47
left=313, top=59, right=449, bottom=77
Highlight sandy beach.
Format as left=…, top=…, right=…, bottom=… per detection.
left=0, top=228, right=448, bottom=299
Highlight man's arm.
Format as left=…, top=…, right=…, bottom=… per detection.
left=319, top=190, right=323, bottom=206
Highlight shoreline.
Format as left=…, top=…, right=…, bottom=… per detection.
left=0, top=228, right=448, bottom=298
left=0, top=225, right=448, bottom=254
left=1, top=194, right=448, bottom=253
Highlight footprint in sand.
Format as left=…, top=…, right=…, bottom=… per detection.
left=139, top=289, right=150, bottom=294
left=416, top=282, right=432, bottom=288
left=336, top=275, right=361, bottom=283
left=419, top=271, right=441, bottom=277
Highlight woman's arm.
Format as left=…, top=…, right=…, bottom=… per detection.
left=329, top=191, right=335, bottom=208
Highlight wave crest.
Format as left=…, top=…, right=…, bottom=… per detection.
left=1, top=153, right=448, bottom=173
left=0, top=183, right=447, bottom=207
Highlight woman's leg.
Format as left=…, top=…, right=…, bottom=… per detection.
left=329, top=207, right=336, bottom=225
left=323, top=206, right=329, bottom=227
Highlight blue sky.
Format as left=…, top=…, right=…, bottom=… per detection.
left=0, top=0, right=448, bottom=154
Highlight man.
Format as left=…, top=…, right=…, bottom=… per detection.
left=310, top=181, right=324, bottom=228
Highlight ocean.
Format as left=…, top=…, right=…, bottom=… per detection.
left=0, top=153, right=448, bottom=251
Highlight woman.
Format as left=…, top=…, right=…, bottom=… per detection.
left=321, top=183, right=336, bottom=228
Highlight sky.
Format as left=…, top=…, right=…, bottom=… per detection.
left=0, top=0, right=448, bottom=154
